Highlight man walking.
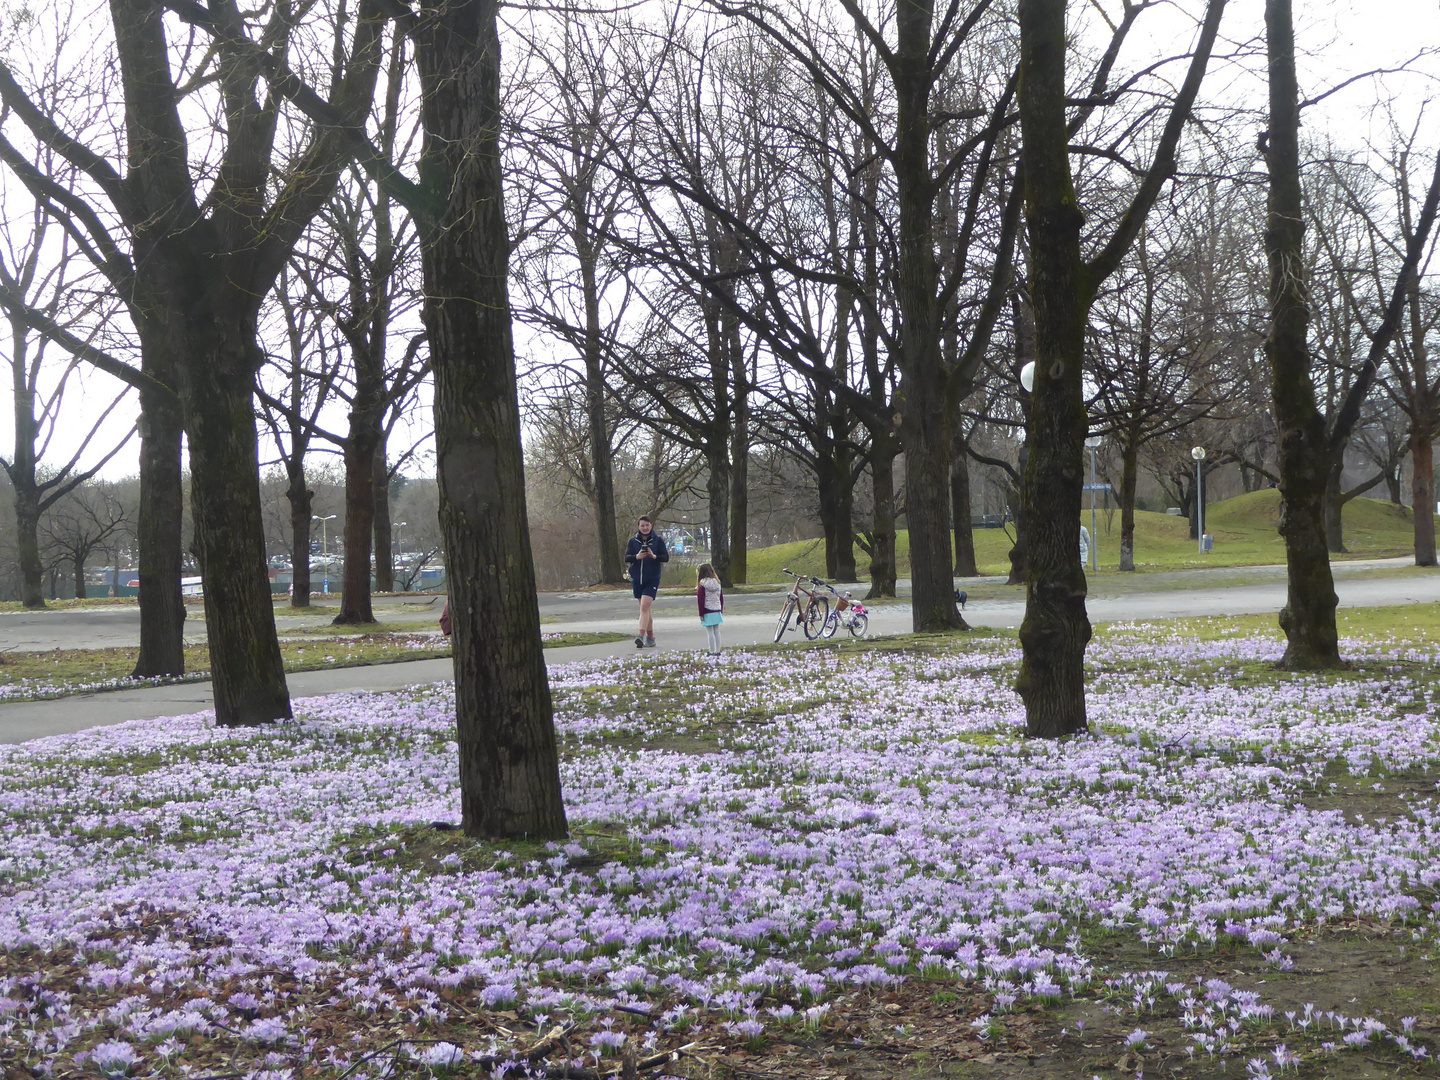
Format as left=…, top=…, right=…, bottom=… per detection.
left=625, top=515, right=669, bottom=648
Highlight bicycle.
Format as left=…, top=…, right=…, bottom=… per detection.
left=774, top=568, right=830, bottom=642
left=817, top=581, right=869, bottom=639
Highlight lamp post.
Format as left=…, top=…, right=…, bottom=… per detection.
left=1191, top=446, right=1206, bottom=555
left=313, top=514, right=336, bottom=593
left=1085, top=436, right=1102, bottom=571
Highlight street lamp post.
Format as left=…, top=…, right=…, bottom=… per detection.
left=1191, top=446, right=1206, bottom=555
left=313, top=514, right=336, bottom=593
left=1085, top=436, right=1102, bottom=571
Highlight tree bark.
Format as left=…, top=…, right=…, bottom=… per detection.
left=1015, top=0, right=1092, bottom=736
left=894, top=0, right=960, bottom=633
left=372, top=442, right=395, bottom=592
left=834, top=435, right=857, bottom=580
left=866, top=430, right=898, bottom=598
left=416, top=0, right=567, bottom=840
left=131, top=382, right=187, bottom=677
left=705, top=439, right=731, bottom=587
left=182, top=340, right=293, bottom=725
left=951, top=429, right=979, bottom=577
left=1412, top=428, right=1436, bottom=566
left=579, top=223, right=625, bottom=586
left=1264, top=0, right=1340, bottom=670
left=335, top=422, right=381, bottom=624
left=729, top=359, right=749, bottom=584
left=1409, top=283, right=1436, bottom=566
left=287, top=462, right=314, bottom=606
left=1118, top=436, right=1139, bottom=572
left=1323, top=465, right=1347, bottom=554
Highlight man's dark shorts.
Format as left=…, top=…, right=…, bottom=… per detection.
left=632, top=581, right=658, bottom=600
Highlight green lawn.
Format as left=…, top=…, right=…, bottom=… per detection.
left=741, top=490, right=1435, bottom=582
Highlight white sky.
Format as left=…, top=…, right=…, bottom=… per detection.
left=3, top=0, right=1438, bottom=483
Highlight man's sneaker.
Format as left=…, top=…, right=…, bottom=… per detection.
left=644, top=636, right=656, bottom=648
left=635, top=635, right=646, bottom=648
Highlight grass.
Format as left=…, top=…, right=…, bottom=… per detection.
left=741, top=490, right=1438, bottom=582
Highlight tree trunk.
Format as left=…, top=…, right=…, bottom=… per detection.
left=892, top=0, right=959, bottom=633
left=15, top=491, right=43, bottom=610
left=866, top=431, right=898, bottom=598
left=951, top=429, right=978, bottom=577
left=1265, top=0, right=1340, bottom=670
left=1118, top=436, right=1139, bottom=572
left=729, top=364, right=749, bottom=583
left=706, top=438, right=732, bottom=588
left=580, top=236, right=624, bottom=587
left=834, top=436, right=857, bottom=580
left=183, top=351, right=293, bottom=725
left=1015, top=0, right=1091, bottom=737
left=73, top=554, right=87, bottom=599
left=373, top=442, right=395, bottom=592
left=131, top=384, right=187, bottom=677
left=416, top=0, right=567, bottom=840
left=1413, top=428, right=1436, bottom=565
left=287, top=463, right=313, bottom=606
left=1005, top=479, right=1028, bottom=585
left=335, top=424, right=380, bottom=624
left=1324, top=465, right=1346, bottom=554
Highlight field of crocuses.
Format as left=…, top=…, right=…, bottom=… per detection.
left=1, top=623, right=1437, bottom=1079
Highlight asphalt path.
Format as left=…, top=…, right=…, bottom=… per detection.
left=3, top=557, right=1437, bottom=744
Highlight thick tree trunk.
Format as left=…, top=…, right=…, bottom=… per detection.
left=131, top=384, right=187, bottom=677
left=1413, top=429, right=1436, bottom=565
left=866, top=431, right=898, bottom=598
left=183, top=354, right=293, bottom=725
left=706, top=439, right=732, bottom=588
left=15, top=493, right=43, bottom=610
left=72, top=555, right=87, bottom=599
left=417, top=0, right=567, bottom=840
left=1118, top=437, right=1139, bottom=572
left=335, top=425, right=380, bottom=624
left=951, top=430, right=978, bottom=577
left=1016, top=0, right=1091, bottom=737
left=729, top=373, right=749, bottom=584
left=1324, top=466, right=1346, bottom=554
left=1265, top=0, right=1340, bottom=670
left=287, top=464, right=313, bottom=606
left=818, top=448, right=840, bottom=579
left=1005, top=479, right=1028, bottom=585
left=834, top=437, right=857, bottom=580
left=373, top=443, right=395, bottom=593
left=580, top=247, right=624, bottom=586
left=893, top=0, right=959, bottom=633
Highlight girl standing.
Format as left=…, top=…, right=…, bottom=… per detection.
left=696, top=563, right=724, bottom=655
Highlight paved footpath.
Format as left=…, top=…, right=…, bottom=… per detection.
left=4, top=559, right=1437, bottom=744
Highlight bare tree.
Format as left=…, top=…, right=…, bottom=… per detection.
left=0, top=0, right=393, bottom=724
left=0, top=205, right=134, bottom=608
left=509, top=11, right=641, bottom=586
left=1263, top=0, right=1440, bottom=667
left=41, top=480, right=130, bottom=600
left=1015, top=0, right=1227, bottom=736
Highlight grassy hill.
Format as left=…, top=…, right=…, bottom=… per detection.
left=740, top=491, right=1433, bottom=583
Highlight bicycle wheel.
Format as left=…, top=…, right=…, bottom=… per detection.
left=820, top=610, right=840, bottom=639
left=802, top=595, right=830, bottom=640
left=773, top=599, right=794, bottom=643
left=848, top=612, right=869, bottom=638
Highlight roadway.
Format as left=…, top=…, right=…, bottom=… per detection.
left=2, top=557, right=1436, bottom=744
